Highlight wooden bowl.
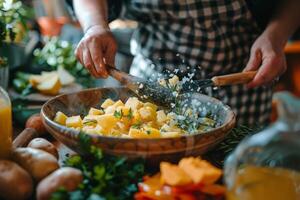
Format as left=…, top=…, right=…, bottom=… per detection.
left=41, top=87, right=235, bottom=163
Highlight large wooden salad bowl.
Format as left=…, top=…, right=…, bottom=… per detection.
left=41, top=87, right=235, bottom=163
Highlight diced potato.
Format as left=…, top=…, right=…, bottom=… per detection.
left=66, top=116, right=82, bottom=128
left=88, top=107, right=104, bottom=115
left=128, top=128, right=144, bottom=138
left=131, top=110, right=142, bottom=125
left=125, top=97, right=143, bottom=110
left=82, top=125, right=103, bottom=135
left=139, top=107, right=156, bottom=122
left=128, top=127, right=160, bottom=138
left=144, top=102, right=158, bottom=111
left=105, top=105, right=116, bottom=114
left=115, top=106, right=131, bottom=116
left=168, top=75, right=179, bottom=86
left=156, top=110, right=167, bottom=124
left=167, top=112, right=176, bottom=120
left=158, top=79, right=167, bottom=87
left=112, top=100, right=124, bottom=108
left=116, top=122, right=129, bottom=132
left=143, top=127, right=160, bottom=137
left=161, top=131, right=181, bottom=138
left=101, top=99, right=115, bottom=109
left=110, top=129, right=123, bottom=137
left=82, top=115, right=99, bottom=127
left=54, top=111, right=68, bottom=125
left=146, top=121, right=159, bottom=129
left=96, top=114, right=118, bottom=133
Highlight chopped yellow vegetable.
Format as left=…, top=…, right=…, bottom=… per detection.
left=54, top=111, right=68, bottom=125
left=139, top=106, right=156, bottom=122
left=144, top=102, right=158, bottom=111
left=128, top=127, right=160, bottom=138
left=88, top=107, right=104, bottom=115
left=112, top=100, right=124, bottom=108
left=156, top=110, right=167, bottom=124
left=82, top=125, right=103, bottom=135
left=36, top=74, right=61, bottom=95
left=115, top=106, right=131, bottom=116
left=161, top=131, right=181, bottom=138
left=55, top=95, right=216, bottom=138
left=101, top=99, right=115, bottom=109
left=160, top=162, right=193, bottom=186
left=125, top=97, right=143, bottom=110
left=96, top=114, right=118, bottom=133
left=66, top=116, right=82, bottom=128
left=104, top=105, right=116, bottom=114
left=178, top=157, right=222, bottom=185
left=168, top=75, right=179, bottom=86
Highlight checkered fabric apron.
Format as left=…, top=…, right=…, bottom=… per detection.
left=123, top=0, right=273, bottom=126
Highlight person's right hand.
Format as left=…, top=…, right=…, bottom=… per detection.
left=75, top=25, right=117, bottom=78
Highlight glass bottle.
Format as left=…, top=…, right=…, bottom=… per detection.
left=0, top=87, right=12, bottom=159
left=224, top=91, right=300, bottom=200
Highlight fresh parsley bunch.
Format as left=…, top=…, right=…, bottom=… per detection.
left=51, top=133, right=145, bottom=200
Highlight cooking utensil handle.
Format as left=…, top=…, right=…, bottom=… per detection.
left=106, top=64, right=135, bottom=85
left=212, top=71, right=257, bottom=86
left=13, top=128, right=39, bottom=148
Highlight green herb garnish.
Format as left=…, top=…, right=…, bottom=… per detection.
left=146, top=130, right=151, bottom=135
left=51, top=132, right=145, bottom=200
left=131, top=122, right=142, bottom=129
left=126, top=108, right=133, bottom=119
left=113, top=110, right=123, bottom=119
left=83, top=119, right=97, bottom=126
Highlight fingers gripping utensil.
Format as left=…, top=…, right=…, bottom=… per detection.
left=106, top=65, right=175, bottom=107
left=182, top=71, right=257, bottom=92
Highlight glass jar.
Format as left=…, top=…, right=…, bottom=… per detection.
left=0, top=87, right=12, bottom=159
left=224, top=92, right=300, bottom=200
left=0, top=58, right=9, bottom=89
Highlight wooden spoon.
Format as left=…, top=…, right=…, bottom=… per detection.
left=106, top=65, right=175, bottom=107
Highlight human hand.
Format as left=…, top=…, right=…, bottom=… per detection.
left=244, top=29, right=287, bottom=88
left=75, top=25, right=117, bottom=78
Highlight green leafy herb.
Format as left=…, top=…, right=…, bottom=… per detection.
left=126, top=108, right=133, bottom=119
left=83, top=119, right=98, bottom=126
left=113, top=110, right=123, bottom=119
left=131, top=122, right=142, bottom=129
left=146, top=130, right=151, bottom=135
left=51, top=132, right=145, bottom=200
left=204, top=125, right=263, bottom=168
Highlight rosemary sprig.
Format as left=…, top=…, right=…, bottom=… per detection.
left=204, top=125, right=263, bottom=167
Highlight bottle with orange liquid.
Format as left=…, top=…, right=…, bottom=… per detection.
left=0, top=87, right=12, bottom=159
left=225, top=92, right=300, bottom=200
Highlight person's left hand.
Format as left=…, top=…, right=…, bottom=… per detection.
left=243, top=29, right=287, bottom=88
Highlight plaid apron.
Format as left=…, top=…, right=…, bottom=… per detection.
left=123, top=0, right=273, bottom=126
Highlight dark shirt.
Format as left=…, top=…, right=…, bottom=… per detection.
left=245, top=0, right=281, bottom=29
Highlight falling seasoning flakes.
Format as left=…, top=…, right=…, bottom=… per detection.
left=213, top=86, right=218, bottom=90
left=139, top=84, right=144, bottom=89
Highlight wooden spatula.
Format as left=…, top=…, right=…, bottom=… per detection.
left=106, top=65, right=175, bottom=107
left=181, top=71, right=257, bottom=92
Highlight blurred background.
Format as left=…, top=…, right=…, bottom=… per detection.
left=1, top=0, right=300, bottom=125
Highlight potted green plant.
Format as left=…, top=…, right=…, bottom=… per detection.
left=0, top=0, right=35, bottom=71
